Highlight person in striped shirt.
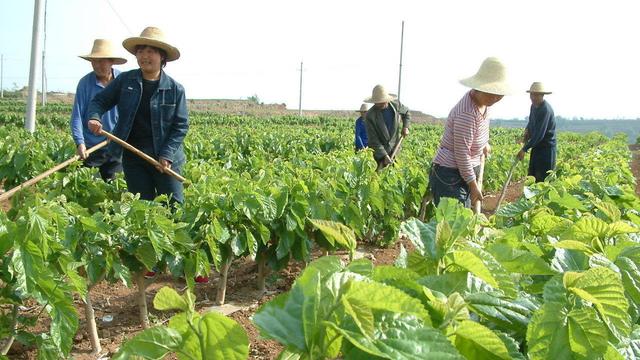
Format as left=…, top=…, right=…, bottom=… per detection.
left=430, top=57, right=512, bottom=208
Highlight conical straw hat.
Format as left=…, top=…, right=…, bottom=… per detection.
left=527, top=82, right=552, bottom=94
left=122, top=26, right=180, bottom=62
left=79, top=39, right=127, bottom=65
left=364, top=85, right=397, bottom=103
left=459, top=57, right=513, bottom=96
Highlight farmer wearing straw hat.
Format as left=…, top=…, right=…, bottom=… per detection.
left=355, top=103, right=369, bottom=151
left=363, top=85, right=410, bottom=168
left=87, top=26, right=188, bottom=204
left=70, top=39, right=127, bottom=181
left=517, top=82, right=556, bottom=182
left=430, top=57, right=512, bottom=208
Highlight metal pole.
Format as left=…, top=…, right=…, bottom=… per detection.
left=298, top=61, right=303, bottom=116
left=25, top=0, right=45, bottom=133
left=397, top=21, right=404, bottom=102
left=1, top=54, right=4, bottom=98
left=41, top=0, right=47, bottom=106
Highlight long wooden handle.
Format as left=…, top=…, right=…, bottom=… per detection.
left=389, top=135, right=405, bottom=161
left=100, top=131, right=186, bottom=183
left=474, top=154, right=485, bottom=214
left=494, top=158, right=519, bottom=213
left=0, top=141, right=108, bottom=203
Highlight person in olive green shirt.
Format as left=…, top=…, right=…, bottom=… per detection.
left=363, top=84, right=410, bottom=169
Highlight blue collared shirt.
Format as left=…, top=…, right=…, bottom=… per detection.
left=355, top=116, right=368, bottom=150
left=70, top=69, right=120, bottom=147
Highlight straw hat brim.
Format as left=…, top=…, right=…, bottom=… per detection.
left=363, top=94, right=397, bottom=104
left=526, top=90, right=552, bottom=95
left=79, top=55, right=127, bottom=65
left=122, top=37, right=180, bottom=62
left=460, top=77, right=513, bottom=96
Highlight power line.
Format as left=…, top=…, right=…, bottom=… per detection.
left=104, top=0, right=134, bottom=35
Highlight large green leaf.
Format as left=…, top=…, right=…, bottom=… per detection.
left=447, top=248, right=517, bottom=298
left=309, top=219, right=357, bottom=253
left=418, top=272, right=469, bottom=296
left=566, top=267, right=631, bottom=342
left=567, top=307, right=608, bottom=358
left=111, top=327, right=182, bottom=360
left=453, top=320, right=511, bottom=360
left=617, top=325, right=640, bottom=359
left=344, top=281, right=432, bottom=326
left=253, top=289, right=306, bottom=351
left=488, top=243, right=555, bottom=275
left=337, top=312, right=464, bottom=360
left=465, top=292, right=536, bottom=335
left=526, top=302, right=573, bottom=360
left=399, top=218, right=438, bottom=260
left=198, top=311, right=250, bottom=360
left=153, top=287, right=190, bottom=312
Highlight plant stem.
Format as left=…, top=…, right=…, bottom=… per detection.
left=135, top=272, right=150, bottom=329
left=215, top=257, right=233, bottom=306
left=84, top=288, right=102, bottom=354
left=256, top=255, right=268, bottom=294
left=0, top=304, right=18, bottom=355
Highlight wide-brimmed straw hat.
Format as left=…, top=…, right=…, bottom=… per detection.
left=459, top=57, right=513, bottom=96
left=527, top=82, right=552, bottom=94
left=79, top=39, right=127, bottom=65
left=357, top=104, right=369, bottom=112
left=364, top=85, right=397, bottom=104
left=122, top=26, right=180, bottom=62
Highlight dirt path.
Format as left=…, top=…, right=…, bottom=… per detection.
left=630, top=144, right=640, bottom=196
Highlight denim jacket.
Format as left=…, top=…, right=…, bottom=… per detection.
left=87, top=69, right=189, bottom=164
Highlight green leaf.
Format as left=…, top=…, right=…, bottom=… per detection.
left=111, top=327, right=182, bottom=360
left=453, top=320, right=511, bottom=360
left=399, top=218, right=437, bottom=260
left=617, top=324, right=640, bottom=359
left=198, top=311, right=250, bottom=360
left=551, top=249, right=589, bottom=272
left=447, top=249, right=517, bottom=298
left=552, top=240, right=595, bottom=255
left=465, top=292, right=536, bottom=335
left=526, top=302, right=573, bottom=360
left=418, top=272, right=469, bottom=296
left=337, top=312, right=464, bottom=360
left=49, top=297, right=79, bottom=355
left=567, top=267, right=631, bottom=342
left=488, top=243, right=555, bottom=275
left=567, top=307, right=608, bottom=358
left=153, top=287, right=190, bottom=312
left=253, top=289, right=306, bottom=351
left=309, top=219, right=357, bottom=253
left=344, top=281, right=432, bottom=326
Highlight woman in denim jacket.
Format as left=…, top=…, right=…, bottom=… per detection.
left=87, top=27, right=188, bottom=204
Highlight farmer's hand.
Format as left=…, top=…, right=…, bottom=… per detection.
left=469, top=180, right=483, bottom=205
left=483, top=143, right=492, bottom=157
left=156, top=158, right=172, bottom=173
left=517, top=149, right=526, bottom=161
left=76, top=144, right=88, bottom=160
left=402, top=127, right=409, bottom=137
left=88, top=119, right=103, bottom=135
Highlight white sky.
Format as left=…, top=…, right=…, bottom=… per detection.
left=1, top=0, right=640, bottom=119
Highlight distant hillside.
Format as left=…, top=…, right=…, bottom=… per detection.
left=492, top=118, right=640, bottom=144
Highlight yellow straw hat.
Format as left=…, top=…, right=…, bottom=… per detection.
left=459, top=57, right=513, bottom=96
left=122, top=26, right=180, bottom=62
left=357, top=103, right=369, bottom=112
left=527, top=82, right=552, bottom=94
left=364, top=85, right=397, bottom=103
left=79, top=39, right=127, bottom=65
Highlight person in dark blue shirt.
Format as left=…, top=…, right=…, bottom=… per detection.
left=70, top=39, right=127, bottom=181
left=354, top=103, right=369, bottom=151
left=517, top=82, right=556, bottom=182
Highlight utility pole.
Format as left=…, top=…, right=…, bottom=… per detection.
left=41, top=0, right=48, bottom=106
left=298, top=61, right=303, bottom=116
left=1, top=54, right=4, bottom=99
left=25, top=0, right=45, bottom=133
left=397, top=21, right=405, bottom=102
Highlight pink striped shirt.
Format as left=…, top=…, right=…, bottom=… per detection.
left=433, top=91, right=490, bottom=183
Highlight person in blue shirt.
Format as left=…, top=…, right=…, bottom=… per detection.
left=355, top=103, right=369, bottom=151
left=70, top=39, right=127, bottom=181
left=517, top=82, right=556, bottom=182
left=87, top=27, right=188, bottom=205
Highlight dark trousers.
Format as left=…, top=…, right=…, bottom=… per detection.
left=528, top=146, right=556, bottom=183
left=429, top=163, right=480, bottom=208
left=122, top=146, right=185, bottom=204
left=83, top=148, right=122, bottom=181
